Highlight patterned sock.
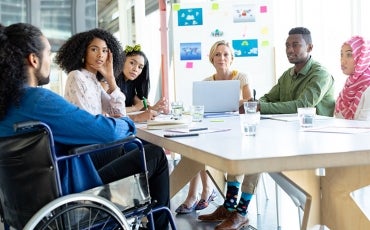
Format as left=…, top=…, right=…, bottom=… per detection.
left=236, top=192, right=253, bottom=216
left=223, top=181, right=240, bottom=211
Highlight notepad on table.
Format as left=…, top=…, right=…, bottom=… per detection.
left=146, top=115, right=191, bottom=130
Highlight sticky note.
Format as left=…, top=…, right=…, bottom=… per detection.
left=261, top=40, right=269, bottom=47
left=261, top=27, right=269, bottom=35
left=173, top=3, right=181, bottom=11
left=186, top=62, right=193, bottom=68
left=260, top=6, right=267, bottom=13
left=212, top=3, right=219, bottom=10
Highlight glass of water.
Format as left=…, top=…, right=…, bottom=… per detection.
left=171, top=101, right=183, bottom=120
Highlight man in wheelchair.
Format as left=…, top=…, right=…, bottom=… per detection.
left=0, top=23, right=170, bottom=230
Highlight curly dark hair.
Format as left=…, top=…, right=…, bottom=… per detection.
left=118, top=50, right=150, bottom=98
left=289, top=27, right=312, bottom=45
left=0, top=23, right=44, bottom=120
left=54, top=28, right=124, bottom=80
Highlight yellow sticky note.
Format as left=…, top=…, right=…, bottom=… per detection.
left=212, top=3, right=219, bottom=10
left=261, top=27, right=269, bottom=35
left=173, top=3, right=181, bottom=11
left=261, top=40, right=269, bottom=47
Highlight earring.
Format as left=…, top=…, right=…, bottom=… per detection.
left=81, top=58, right=84, bottom=63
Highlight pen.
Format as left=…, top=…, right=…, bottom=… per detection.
left=253, top=89, right=256, bottom=101
left=189, top=127, right=208, bottom=132
left=143, top=97, right=148, bottom=110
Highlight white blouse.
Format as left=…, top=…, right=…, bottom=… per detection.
left=64, top=69, right=126, bottom=116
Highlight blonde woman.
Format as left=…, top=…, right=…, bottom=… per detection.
left=176, top=40, right=258, bottom=230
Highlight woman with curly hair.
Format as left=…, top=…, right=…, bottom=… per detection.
left=55, top=28, right=128, bottom=118
left=116, top=44, right=167, bottom=122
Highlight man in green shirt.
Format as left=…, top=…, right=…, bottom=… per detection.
left=258, top=27, right=335, bottom=116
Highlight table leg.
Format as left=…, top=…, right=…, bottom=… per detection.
left=170, top=156, right=205, bottom=198
left=206, top=167, right=226, bottom=198
left=321, top=165, right=370, bottom=230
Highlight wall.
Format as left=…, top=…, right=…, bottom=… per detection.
left=170, top=0, right=275, bottom=106
left=135, top=0, right=370, bottom=106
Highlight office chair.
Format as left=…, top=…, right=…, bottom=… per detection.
left=268, top=172, right=312, bottom=230
left=0, top=121, right=176, bottom=229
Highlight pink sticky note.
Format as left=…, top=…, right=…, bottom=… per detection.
left=260, top=6, right=267, bottom=13
left=186, top=62, right=193, bottom=68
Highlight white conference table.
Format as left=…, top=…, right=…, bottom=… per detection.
left=136, top=115, right=370, bottom=229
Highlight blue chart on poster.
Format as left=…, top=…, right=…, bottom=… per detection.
left=177, top=8, right=203, bottom=26
left=172, top=0, right=274, bottom=107
left=232, top=39, right=258, bottom=57
left=180, top=42, right=202, bottom=60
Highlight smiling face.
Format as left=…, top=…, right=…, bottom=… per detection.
left=123, top=54, right=145, bottom=81
left=340, top=43, right=355, bottom=76
left=84, top=37, right=109, bottom=74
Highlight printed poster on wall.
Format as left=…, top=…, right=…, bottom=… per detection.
left=171, top=0, right=274, bottom=106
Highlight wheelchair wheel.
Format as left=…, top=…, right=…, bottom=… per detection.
left=24, top=193, right=130, bottom=230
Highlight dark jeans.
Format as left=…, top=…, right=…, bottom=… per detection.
left=89, top=143, right=170, bottom=230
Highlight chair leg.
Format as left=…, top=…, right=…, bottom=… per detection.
left=255, top=173, right=270, bottom=215
left=298, top=207, right=303, bottom=228
left=150, top=206, right=177, bottom=230
left=261, top=173, right=269, bottom=200
left=275, top=182, right=282, bottom=229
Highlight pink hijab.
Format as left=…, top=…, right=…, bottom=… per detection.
left=335, top=36, right=370, bottom=119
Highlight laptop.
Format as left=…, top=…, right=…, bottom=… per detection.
left=192, top=80, right=240, bottom=113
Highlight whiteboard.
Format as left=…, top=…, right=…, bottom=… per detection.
left=170, top=0, right=275, bottom=106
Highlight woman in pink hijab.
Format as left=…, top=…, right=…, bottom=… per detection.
left=335, top=36, right=370, bottom=120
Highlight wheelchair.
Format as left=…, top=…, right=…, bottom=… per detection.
left=0, top=121, right=176, bottom=229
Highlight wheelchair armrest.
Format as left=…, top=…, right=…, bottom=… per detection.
left=14, top=121, right=51, bottom=132
left=68, top=135, right=139, bottom=155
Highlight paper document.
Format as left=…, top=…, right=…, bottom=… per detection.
left=261, top=114, right=333, bottom=122
left=146, top=114, right=191, bottom=130
left=303, top=126, right=370, bottom=134
left=260, top=114, right=298, bottom=121
left=165, top=127, right=231, bottom=134
left=204, top=112, right=239, bottom=118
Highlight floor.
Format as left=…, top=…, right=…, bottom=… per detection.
left=168, top=157, right=302, bottom=230
left=0, top=158, right=301, bottom=230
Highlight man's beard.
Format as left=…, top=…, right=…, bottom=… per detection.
left=35, top=66, right=50, bottom=86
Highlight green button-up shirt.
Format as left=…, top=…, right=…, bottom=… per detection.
left=259, top=56, right=335, bottom=116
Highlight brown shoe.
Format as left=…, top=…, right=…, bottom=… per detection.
left=198, top=206, right=234, bottom=222
left=215, top=212, right=249, bottom=230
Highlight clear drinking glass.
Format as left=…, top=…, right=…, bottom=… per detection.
left=171, top=101, right=184, bottom=120
left=191, top=105, right=204, bottom=122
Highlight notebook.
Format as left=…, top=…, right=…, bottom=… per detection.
left=192, top=80, right=240, bottom=113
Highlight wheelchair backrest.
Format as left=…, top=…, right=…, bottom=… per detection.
left=0, top=127, right=59, bottom=229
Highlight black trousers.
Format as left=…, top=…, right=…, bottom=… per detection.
left=90, top=143, right=170, bottom=230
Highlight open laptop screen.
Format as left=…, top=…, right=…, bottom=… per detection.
left=192, top=80, right=240, bottom=113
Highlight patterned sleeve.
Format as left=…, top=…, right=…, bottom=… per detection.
left=101, top=87, right=127, bottom=117
left=64, top=70, right=102, bottom=115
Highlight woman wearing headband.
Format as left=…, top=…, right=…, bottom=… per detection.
left=116, top=44, right=167, bottom=122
